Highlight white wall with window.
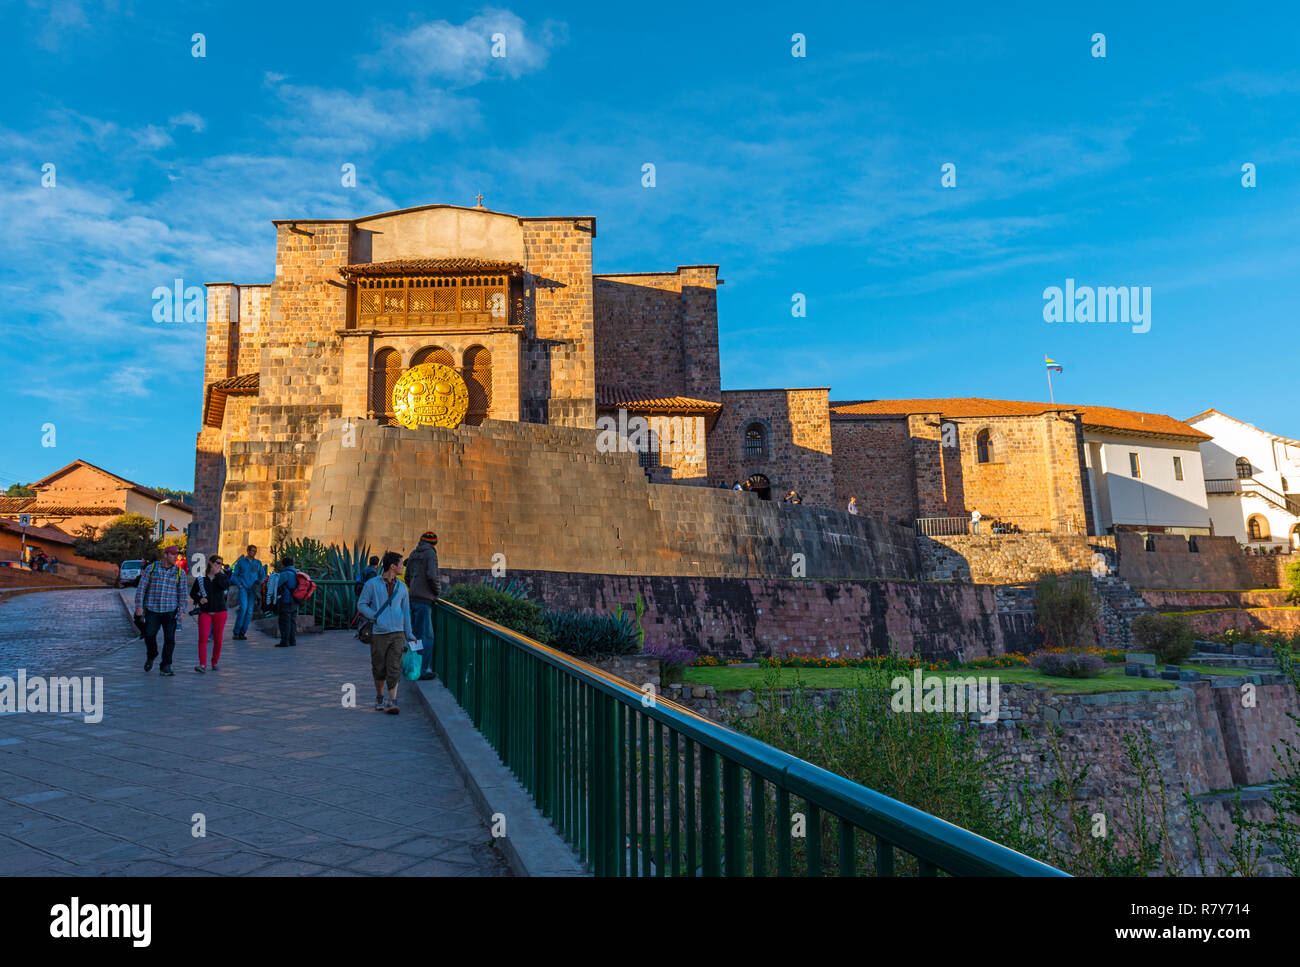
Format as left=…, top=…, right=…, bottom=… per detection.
left=1083, top=431, right=1211, bottom=535
left=1188, top=409, right=1300, bottom=549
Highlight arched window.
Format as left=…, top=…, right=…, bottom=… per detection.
left=638, top=429, right=661, bottom=470
left=976, top=428, right=993, bottom=464
left=1291, top=525, right=1300, bottom=550
left=1236, top=457, right=1253, bottom=479
left=370, top=347, right=402, bottom=424
left=411, top=345, right=454, bottom=369
left=462, top=346, right=492, bottom=426
left=744, top=422, right=768, bottom=459
left=1247, top=515, right=1269, bottom=540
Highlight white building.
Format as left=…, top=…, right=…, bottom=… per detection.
left=1075, top=406, right=1213, bottom=536
left=1186, top=409, right=1300, bottom=550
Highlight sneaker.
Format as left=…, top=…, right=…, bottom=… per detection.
left=385, top=700, right=399, bottom=715
left=144, top=658, right=154, bottom=672
left=419, top=672, right=435, bottom=681
left=275, top=643, right=288, bottom=648
left=375, top=695, right=386, bottom=711
left=194, top=666, right=206, bottom=674
left=160, top=668, right=175, bottom=677
left=210, top=663, right=219, bottom=670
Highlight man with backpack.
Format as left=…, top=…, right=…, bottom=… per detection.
left=274, top=556, right=299, bottom=647
left=404, top=531, right=439, bottom=681
left=133, top=544, right=188, bottom=675
left=354, top=556, right=379, bottom=597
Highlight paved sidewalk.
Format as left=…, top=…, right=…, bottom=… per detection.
left=0, top=592, right=509, bottom=876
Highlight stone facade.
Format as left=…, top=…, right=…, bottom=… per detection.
left=830, top=409, right=1090, bottom=534
left=708, top=389, right=834, bottom=505
left=440, top=566, right=1023, bottom=663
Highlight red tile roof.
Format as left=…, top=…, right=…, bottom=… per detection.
left=203, top=372, right=260, bottom=428
left=830, top=397, right=1209, bottom=440
left=0, top=518, right=76, bottom=545
left=25, top=506, right=125, bottom=517
left=339, top=258, right=523, bottom=278
left=0, top=496, right=34, bottom=512
left=596, top=385, right=722, bottom=414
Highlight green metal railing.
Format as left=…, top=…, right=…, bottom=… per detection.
left=306, top=580, right=360, bottom=631
left=432, top=599, right=1067, bottom=877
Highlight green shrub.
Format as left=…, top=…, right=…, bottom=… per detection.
left=1286, top=560, right=1300, bottom=604
left=1130, top=613, right=1195, bottom=664
left=543, top=610, right=640, bottom=660
left=443, top=582, right=554, bottom=644
left=1034, top=574, right=1098, bottom=650
left=1031, top=649, right=1103, bottom=678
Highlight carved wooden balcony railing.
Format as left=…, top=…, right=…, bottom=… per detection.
left=355, top=274, right=519, bottom=331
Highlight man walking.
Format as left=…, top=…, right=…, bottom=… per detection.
left=134, top=544, right=188, bottom=676
left=356, top=551, right=416, bottom=714
left=404, top=531, right=440, bottom=681
left=230, top=544, right=266, bottom=640
left=274, top=556, right=299, bottom=648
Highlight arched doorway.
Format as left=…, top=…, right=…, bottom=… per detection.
left=370, top=347, right=402, bottom=424
left=745, top=473, right=772, bottom=500
left=462, top=345, right=492, bottom=426
left=1290, top=524, right=1299, bottom=550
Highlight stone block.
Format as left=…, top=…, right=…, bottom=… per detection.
left=1126, top=652, right=1156, bottom=666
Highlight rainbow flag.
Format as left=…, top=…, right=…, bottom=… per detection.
left=1045, top=356, right=1063, bottom=373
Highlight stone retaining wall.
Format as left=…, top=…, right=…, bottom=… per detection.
left=303, top=419, right=918, bottom=581
left=443, top=567, right=1009, bottom=662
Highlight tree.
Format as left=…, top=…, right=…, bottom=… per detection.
left=5, top=483, right=35, bottom=497
left=153, top=486, right=194, bottom=505
left=74, top=513, right=160, bottom=564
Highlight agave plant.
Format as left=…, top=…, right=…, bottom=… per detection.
left=325, top=540, right=373, bottom=583
left=482, top=576, right=532, bottom=601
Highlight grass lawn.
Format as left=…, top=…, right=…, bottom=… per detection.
left=679, top=665, right=1179, bottom=695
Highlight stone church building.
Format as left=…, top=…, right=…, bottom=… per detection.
left=193, top=201, right=1211, bottom=561
left=193, top=202, right=835, bottom=557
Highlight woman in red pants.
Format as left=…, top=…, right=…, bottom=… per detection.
left=190, top=556, right=232, bottom=673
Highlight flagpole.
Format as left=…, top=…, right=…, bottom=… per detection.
left=1047, top=365, right=1054, bottom=404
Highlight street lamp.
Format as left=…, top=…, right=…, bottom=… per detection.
left=154, top=499, right=172, bottom=540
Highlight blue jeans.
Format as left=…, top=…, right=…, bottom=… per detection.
left=411, top=600, right=435, bottom=675
left=233, top=585, right=256, bottom=635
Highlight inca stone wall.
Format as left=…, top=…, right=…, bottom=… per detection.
left=301, top=418, right=916, bottom=581
left=668, top=678, right=1299, bottom=874
left=1114, top=532, right=1269, bottom=590
left=707, top=388, right=835, bottom=506
left=441, top=567, right=1011, bottom=662
left=916, top=534, right=1115, bottom=584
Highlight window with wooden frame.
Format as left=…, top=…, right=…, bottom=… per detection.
left=355, top=275, right=513, bottom=330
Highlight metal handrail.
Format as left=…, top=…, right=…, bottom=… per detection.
left=432, top=597, right=1066, bottom=877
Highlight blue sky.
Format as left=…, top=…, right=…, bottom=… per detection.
left=2, top=0, right=1297, bottom=492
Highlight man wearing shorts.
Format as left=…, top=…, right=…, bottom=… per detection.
left=355, top=550, right=416, bottom=715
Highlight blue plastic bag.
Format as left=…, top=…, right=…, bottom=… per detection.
left=402, top=643, right=422, bottom=682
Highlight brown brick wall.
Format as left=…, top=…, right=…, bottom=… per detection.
left=708, top=389, right=834, bottom=506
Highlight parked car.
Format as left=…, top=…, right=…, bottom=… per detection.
left=117, top=560, right=144, bottom=587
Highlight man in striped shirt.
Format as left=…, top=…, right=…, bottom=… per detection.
left=134, top=545, right=188, bottom=676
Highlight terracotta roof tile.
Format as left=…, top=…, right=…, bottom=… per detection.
left=829, top=397, right=1209, bottom=440
left=596, top=385, right=722, bottom=413
left=24, top=505, right=125, bottom=517
left=204, top=372, right=260, bottom=428
left=0, top=496, right=35, bottom=512
left=340, top=258, right=523, bottom=278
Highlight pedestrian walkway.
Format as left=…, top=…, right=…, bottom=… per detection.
left=0, top=590, right=510, bottom=876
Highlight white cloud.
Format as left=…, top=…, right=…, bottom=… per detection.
left=169, top=112, right=206, bottom=133
left=367, top=9, right=566, bottom=83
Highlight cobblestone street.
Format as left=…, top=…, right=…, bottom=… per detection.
left=0, top=590, right=510, bottom=876
left=0, top=589, right=136, bottom=679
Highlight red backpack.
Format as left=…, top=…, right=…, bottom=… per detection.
left=291, top=572, right=317, bottom=602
